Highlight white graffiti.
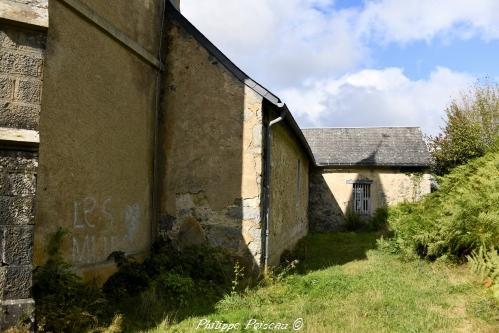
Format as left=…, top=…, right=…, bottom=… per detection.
left=73, top=196, right=114, bottom=229
left=71, top=196, right=141, bottom=264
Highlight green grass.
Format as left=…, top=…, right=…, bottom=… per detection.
left=152, top=232, right=499, bottom=333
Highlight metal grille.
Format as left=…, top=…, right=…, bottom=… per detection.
left=353, top=183, right=371, bottom=215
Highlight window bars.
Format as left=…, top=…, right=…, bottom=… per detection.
left=353, top=183, right=371, bottom=215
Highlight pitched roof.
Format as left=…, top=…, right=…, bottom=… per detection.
left=165, top=2, right=315, bottom=164
left=301, top=127, right=430, bottom=168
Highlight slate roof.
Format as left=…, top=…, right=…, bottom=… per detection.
left=301, top=127, right=430, bottom=168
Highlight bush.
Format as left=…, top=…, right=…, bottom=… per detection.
left=370, top=207, right=389, bottom=231
left=344, top=210, right=364, bottom=231
left=429, top=81, right=499, bottom=175
left=344, top=207, right=388, bottom=232
left=386, top=150, right=499, bottom=261
left=33, top=232, right=239, bottom=332
left=33, top=229, right=107, bottom=333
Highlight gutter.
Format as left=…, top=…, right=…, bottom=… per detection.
left=262, top=106, right=287, bottom=271
left=151, top=0, right=167, bottom=246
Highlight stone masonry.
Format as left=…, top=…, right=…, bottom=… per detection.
left=1, top=25, right=45, bottom=130
left=1, top=13, right=46, bottom=329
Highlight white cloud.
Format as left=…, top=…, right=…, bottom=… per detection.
left=181, top=0, right=366, bottom=87
left=358, top=0, right=499, bottom=44
left=279, top=67, right=474, bottom=135
left=180, top=1, right=494, bottom=134
left=182, top=0, right=499, bottom=87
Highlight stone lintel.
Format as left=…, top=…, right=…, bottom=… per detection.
left=0, top=1, right=48, bottom=30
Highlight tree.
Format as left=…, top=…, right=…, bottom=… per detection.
left=429, top=81, right=499, bottom=175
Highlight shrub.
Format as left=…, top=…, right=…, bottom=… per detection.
left=34, top=231, right=239, bottom=331
left=153, top=272, right=196, bottom=307
left=386, top=150, right=499, bottom=261
left=344, top=207, right=388, bottom=232
left=344, top=210, right=365, bottom=231
left=33, top=229, right=107, bottom=333
left=370, top=207, right=389, bottom=231
left=429, top=81, right=499, bottom=175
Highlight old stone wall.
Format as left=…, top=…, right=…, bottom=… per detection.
left=267, top=123, right=309, bottom=266
left=159, top=18, right=264, bottom=270
left=0, top=150, right=37, bottom=329
left=1, top=24, right=45, bottom=130
left=34, top=0, right=165, bottom=282
left=309, top=168, right=431, bottom=231
left=0, top=10, right=45, bottom=328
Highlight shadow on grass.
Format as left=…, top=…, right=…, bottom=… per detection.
left=291, top=231, right=384, bottom=274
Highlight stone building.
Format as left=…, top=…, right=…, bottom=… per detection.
left=303, top=127, right=431, bottom=231
left=1, top=0, right=313, bottom=328
left=1, top=0, right=433, bottom=329
left=1, top=0, right=47, bottom=328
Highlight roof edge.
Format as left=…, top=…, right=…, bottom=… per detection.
left=302, top=126, right=423, bottom=130
left=315, top=162, right=430, bottom=168
left=165, top=1, right=281, bottom=105
left=165, top=2, right=317, bottom=165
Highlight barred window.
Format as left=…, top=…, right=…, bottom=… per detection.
left=353, top=183, right=371, bottom=215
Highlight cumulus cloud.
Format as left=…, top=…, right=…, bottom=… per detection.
left=280, top=67, right=474, bottom=135
left=181, top=0, right=366, bottom=87
left=182, top=0, right=499, bottom=87
left=359, top=0, right=499, bottom=43
left=181, top=1, right=494, bottom=134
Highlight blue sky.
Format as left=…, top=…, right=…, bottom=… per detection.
left=182, top=0, right=499, bottom=135
left=372, top=39, right=499, bottom=81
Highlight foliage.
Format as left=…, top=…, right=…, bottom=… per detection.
left=386, top=150, right=499, bottom=261
left=33, top=232, right=239, bottom=332
left=166, top=232, right=499, bottom=333
left=344, top=207, right=388, bottom=232
left=344, top=209, right=364, bottom=231
left=467, top=245, right=499, bottom=301
left=370, top=207, right=389, bottom=231
left=33, top=228, right=107, bottom=333
left=230, top=261, right=246, bottom=294
left=429, top=81, right=499, bottom=175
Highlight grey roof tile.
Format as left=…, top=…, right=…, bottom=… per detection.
left=302, top=127, right=430, bottom=167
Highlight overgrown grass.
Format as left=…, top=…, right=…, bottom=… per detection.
left=161, top=232, right=499, bottom=333
left=387, top=150, right=499, bottom=261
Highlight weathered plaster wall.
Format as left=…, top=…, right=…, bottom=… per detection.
left=159, top=19, right=264, bottom=269
left=0, top=13, right=45, bottom=328
left=34, top=0, right=164, bottom=282
left=309, top=168, right=431, bottom=231
left=267, top=123, right=309, bottom=266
